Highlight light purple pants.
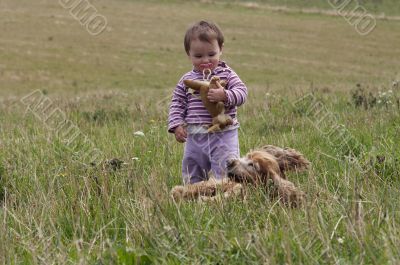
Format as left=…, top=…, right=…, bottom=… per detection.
left=182, top=129, right=239, bottom=184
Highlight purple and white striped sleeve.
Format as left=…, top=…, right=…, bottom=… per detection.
left=224, top=70, right=248, bottom=107
left=168, top=80, right=188, bottom=133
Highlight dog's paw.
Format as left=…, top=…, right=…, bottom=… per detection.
left=170, top=185, right=185, bottom=200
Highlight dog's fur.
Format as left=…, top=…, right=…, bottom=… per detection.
left=171, top=145, right=310, bottom=207
left=226, top=145, right=310, bottom=207
left=171, top=177, right=243, bottom=202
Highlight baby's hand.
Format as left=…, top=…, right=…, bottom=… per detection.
left=207, top=82, right=227, bottom=103
left=174, top=125, right=187, bottom=143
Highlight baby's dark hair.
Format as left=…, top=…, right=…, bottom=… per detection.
left=184, top=21, right=224, bottom=55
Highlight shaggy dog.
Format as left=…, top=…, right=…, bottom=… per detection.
left=226, top=145, right=310, bottom=207
left=171, top=145, right=310, bottom=207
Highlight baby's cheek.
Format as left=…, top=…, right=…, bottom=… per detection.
left=211, top=61, right=219, bottom=68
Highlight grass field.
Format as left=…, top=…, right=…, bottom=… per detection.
left=1, top=0, right=400, bottom=264
left=231, top=0, right=400, bottom=17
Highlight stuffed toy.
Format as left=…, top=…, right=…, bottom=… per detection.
left=183, top=76, right=233, bottom=133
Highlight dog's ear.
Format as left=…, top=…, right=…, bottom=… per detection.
left=250, top=151, right=281, bottom=182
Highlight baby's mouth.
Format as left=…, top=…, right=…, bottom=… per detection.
left=199, top=63, right=213, bottom=70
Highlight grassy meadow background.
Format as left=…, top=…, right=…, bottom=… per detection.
left=1, top=0, right=400, bottom=263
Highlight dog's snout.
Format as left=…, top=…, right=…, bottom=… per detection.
left=226, top=159, right=236, bottom=168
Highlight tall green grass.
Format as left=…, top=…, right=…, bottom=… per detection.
left=0, top=0, right=399, bottom=263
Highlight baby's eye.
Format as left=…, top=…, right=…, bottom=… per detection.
left=195, top=55, right=202, bottom=58
left=208, top=53, right=216, bottom=57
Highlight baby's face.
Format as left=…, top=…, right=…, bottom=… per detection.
left=188, top=38, right=222, bottom=71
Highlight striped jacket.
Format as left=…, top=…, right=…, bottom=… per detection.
left=168, top=61, right=248, bottom=133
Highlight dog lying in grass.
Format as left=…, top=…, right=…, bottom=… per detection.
left=227, top=145, right=310, bottom=207
left=171, top=145, right=310, bottom=207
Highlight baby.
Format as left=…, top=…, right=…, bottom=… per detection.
left=168, top=20, right=248, bottom=184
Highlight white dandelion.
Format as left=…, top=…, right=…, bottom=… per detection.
left=134, top=131, right=145, bottom=137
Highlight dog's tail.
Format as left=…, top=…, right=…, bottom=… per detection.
left=261, top=145, right=310, bottom=173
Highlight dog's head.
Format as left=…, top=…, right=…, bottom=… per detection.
left=226, top=151, right=280, bottom=184
left=226, top=147, right=307, bottom=207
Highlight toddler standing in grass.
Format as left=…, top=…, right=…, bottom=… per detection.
left=168, top=20, right=248, bottom=184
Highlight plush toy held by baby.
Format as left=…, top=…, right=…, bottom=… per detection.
left=183, top=74, right=233, bottom=133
